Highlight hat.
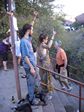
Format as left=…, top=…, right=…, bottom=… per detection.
left=54, top=40, right=62, bottom=47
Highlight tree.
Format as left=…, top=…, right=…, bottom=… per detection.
left=0, top=0, right=65, bottom=40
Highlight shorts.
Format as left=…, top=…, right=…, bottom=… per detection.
left=0, top=52, right=8, bottom=61
left=60, top=68, right=68, bottom=84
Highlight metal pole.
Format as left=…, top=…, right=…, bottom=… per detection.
left=8, top=0, right=21, bottom=100
left=79, top=85, right=82, bottom=112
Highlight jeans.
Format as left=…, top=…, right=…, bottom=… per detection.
left=24, top=68, right=35, bottom=102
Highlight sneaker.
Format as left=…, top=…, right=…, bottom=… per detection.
left=4, top=68, right=8, bottom=71
left=18, top=65, right=23, bottom=69
left=47, top=95, right=52, bottom=100
left=21, top=75, right=26, bottom=78
left=20, top=66, right=23, bottom=69
left=67, top=86, right=72, bottom=91
left=61, top=86, right=66, bottom=90
left=47, top=93, right=53, bottom=100
left=30, top=98, right=40, bottom=105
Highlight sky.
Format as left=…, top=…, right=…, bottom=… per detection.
left=53, top=0, right=84, bottom=20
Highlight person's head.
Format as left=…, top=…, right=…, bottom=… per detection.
left=20, top=24, right=33, bottom=38
left=39, top=33, right=48, bottom=44
left=54, top=40, right=62, bottom=49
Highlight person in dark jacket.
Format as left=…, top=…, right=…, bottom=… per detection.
left=0, top=38, right=10, bottom=70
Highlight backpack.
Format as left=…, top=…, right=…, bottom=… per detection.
left=15, top=99, right=32, bottom=112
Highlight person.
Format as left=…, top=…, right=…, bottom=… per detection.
left=7, top=11, right=18, bottom=42
left=37, top=30, right=56, bottom=98
left=54, top=40, right=72, bottom=91
left=7, top=11, right=22, bottom=66
left=0, top=38, right=10, bottom=70
left=15, top=32, right=22, bottom=66
left=4, top=29, right=22, bottom=68
left=20, top=12, right=41, bottom=105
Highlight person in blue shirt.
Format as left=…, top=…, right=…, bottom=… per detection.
left=20, top=12, right=40, bottom=105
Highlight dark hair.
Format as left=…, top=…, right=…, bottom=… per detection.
left=32, top=44, right=36, bottom=52
left=19, top=24, right=32, bottom=38
left=39, top=33, right=48, bottom=43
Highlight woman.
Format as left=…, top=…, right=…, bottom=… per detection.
left=37, top=31, right=56, bottom=96
left=0, top=39, right=10, bottom=70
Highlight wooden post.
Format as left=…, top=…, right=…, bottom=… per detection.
left=8, top=0, right=22, bottom=100
left=79, top=86, right=82, bottom=112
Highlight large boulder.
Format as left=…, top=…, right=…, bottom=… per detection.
left=75, top=13, right=84, bottom=24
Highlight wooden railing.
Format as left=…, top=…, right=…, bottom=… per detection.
left=37, top=65, right=84, bottom=112
left=50, top=56, right=84, bottom=82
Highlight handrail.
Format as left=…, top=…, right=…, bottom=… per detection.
left=41, top=82, right=84, bottom=100
left=50, top=56, right=84, bottom=82
left=37, top=65, right=84, bottom=87
left=37, top=65, right=84, bottom=112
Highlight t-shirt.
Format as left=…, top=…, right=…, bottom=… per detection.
left=13, top=16, right=18, bottom=31
left=20, top=37, right=35, bottom=69
left=15, top=40, right=21, bottom=57
left=56, top=48, right=67, bottom=65
left=0, top=42, right=9, bottom=53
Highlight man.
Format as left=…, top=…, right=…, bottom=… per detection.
left=20, top=12, right=40, bottom=105
left=54, top=40, right=72, bottom=91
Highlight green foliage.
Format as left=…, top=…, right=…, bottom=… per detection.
left=0, top=0, right=59, bottom=34
left=15, top=0, right=54, bottom=16
left=72, top=21, right=81, bottom=30
left=61, top=30, right=84, bottom=81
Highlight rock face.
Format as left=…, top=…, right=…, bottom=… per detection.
left=75, top=13, right=84, bottom=24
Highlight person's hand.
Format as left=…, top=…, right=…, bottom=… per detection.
left=53, top=29, right=57, bottom=36
left=33, top=11, right=38, bottom=17
left=30, top=66, right=36, bottom=76
left=51, top=29, right=57, bottom=40
left=7, top=11, right=13, bottom=16
left=31, top=11, right=38, bottom=25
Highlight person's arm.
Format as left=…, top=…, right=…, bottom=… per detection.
left=2, top=37, right=9, bottom=45
left=7, top=11, right=13, bottom=16
left=42, top=43, right=49, bottom=49
left=30, top=11, right=38, bottom=27
left=48, top=30, right=57, bottom=48
left=61, top=50, right=67, bottom=69
left=25, top=56, right=35, bottom=76
left=63, top=59, right=67, bottom=69
left=41, top=30, right=57, bottom=50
